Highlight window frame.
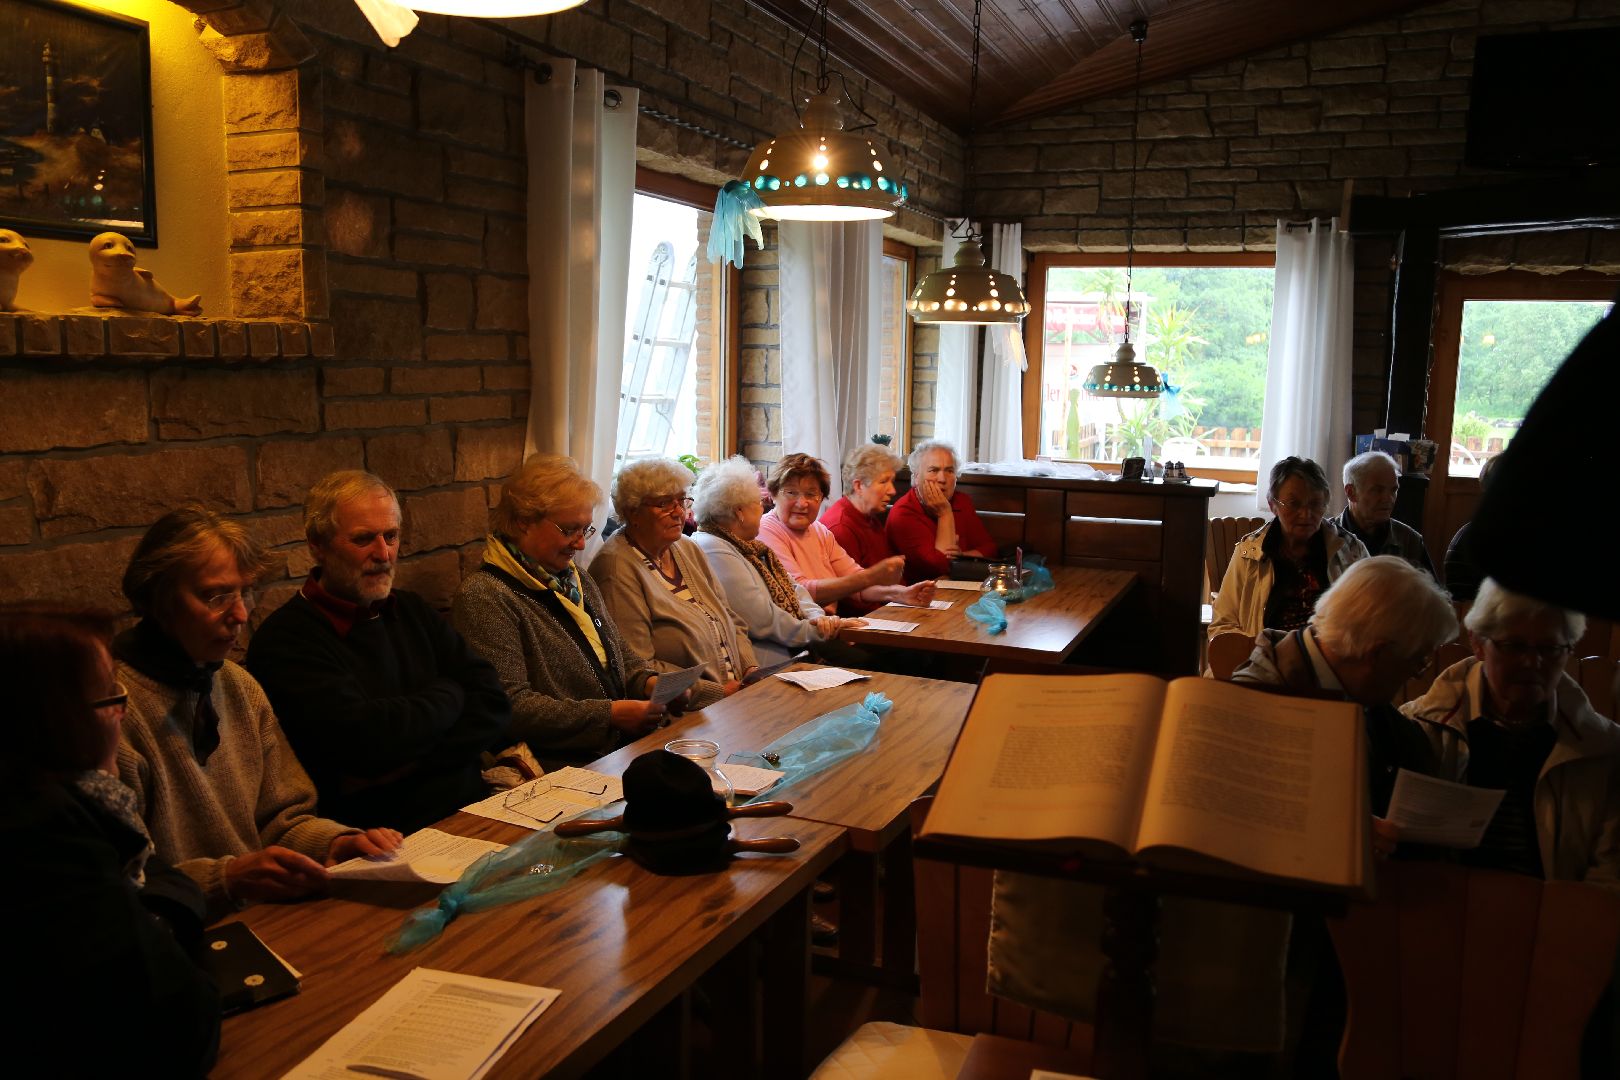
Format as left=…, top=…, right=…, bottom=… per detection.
left=1021, top=251, right=1276, bottom=482
left=881, top=236, right=917, bottom=452
left=630, top=167, right=740, bottom=464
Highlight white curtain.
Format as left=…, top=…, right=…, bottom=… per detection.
left=525, top=62, right=638, bottom=556
left=778, top=220, right=883, bottom=503
left=932, top=221, right=980, bottom=457
left=1256, top=218, right=1355, bottom=511
left=976, top=222, right=1028, bottom=463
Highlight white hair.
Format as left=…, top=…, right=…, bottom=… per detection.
left=908, top=439, right=959, bottom=476
left=610, top=458, right=693, bottom=520
left=1343, top=450, right=1401, bottom=488
left=1312, top=556, right=1458, bottom=660
left=1465, top=578, right=1586, bottom=645
left=691, top=456, right=763, bottom=527
left=842, top=444, right=903, bottom=491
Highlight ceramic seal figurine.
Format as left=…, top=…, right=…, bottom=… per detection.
left=0, top=229, right=33, bottom=312
left=88, top=231, right=202, bottom=316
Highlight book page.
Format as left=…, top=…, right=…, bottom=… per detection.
left=1386, top=768, right=1506, bottom=848
left=1136, top=679, right=1364, bottom=887
left=921, top=673, right=1167, bottom=849
left=328, top=828, right=506, bottom=885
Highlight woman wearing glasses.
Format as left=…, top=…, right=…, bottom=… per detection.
left=115, top=508, right=400, bottom=919
left=590, top=456, right=758, bottom=709
left=453, top=454, right=668, bottom=763
left=1401, top=578, right=1620, bottom=884
left=1209, top=456, right=1368, bottom=641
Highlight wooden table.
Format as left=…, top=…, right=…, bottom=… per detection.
left=215, top=814, right=846, bottom=1079
left=590, top=669, right=977, bottom=978
left=840, top=566, right=1137, bottom=664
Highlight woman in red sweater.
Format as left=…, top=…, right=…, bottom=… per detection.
left=885, top=440, right=997, bottom=583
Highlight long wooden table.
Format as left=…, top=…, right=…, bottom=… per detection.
left=590, top=668, right=977, bottom=977
left=216, top=813, right=845, bottom=1079
left=840, top=565, right=1137, bottom=664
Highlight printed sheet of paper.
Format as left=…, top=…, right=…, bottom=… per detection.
left=1386, top=768, right=1506, bottom=848
left=650, top=663, right=704, bottom=706
left=281, top=967, right=558, bottom=1080
left=775, top=667, right=872, bottom=692
left=935, top=579, right=985, bottom=591
left=744, top=653, right=808, bottom=684
left=882, top=599, right=954, bottom=610
left=329, top=828, right=506, bottom=885
left=859, top=618, right=918, bottom=633
left=720, top=762, right=785, bottom=797
left=461, top=769, right=623, bottom=831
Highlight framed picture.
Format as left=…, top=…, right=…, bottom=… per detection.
left=0, top=0, right=157, bottom=244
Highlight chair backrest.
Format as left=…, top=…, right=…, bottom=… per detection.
left=1205, top=516, right=1265, bottom=602
left=1329, top=861, right=1620, bottom=1080
left=909, top=798, right=1093, bottom=1056
left=1400, top=641, right=1476, bottom=705
left=1569, top=654, right=1619, bottom=721
left=1207, top=632, right=1256, bottom=681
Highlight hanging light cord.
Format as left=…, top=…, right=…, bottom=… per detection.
left=1122, top=18, right=1147, bottom=346
left=956, top=0, right=983, bottom=245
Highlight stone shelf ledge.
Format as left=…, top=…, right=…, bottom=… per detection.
left=0, top=311, right=334, bottom=364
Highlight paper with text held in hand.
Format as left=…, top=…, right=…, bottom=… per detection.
left=461, top=768, right=623, bottom=831
left=281, top=967, right=558, bottom=1080
left=1385, top=769, right=1506, bottom=848
left=650, top=663, right=705, bottom=706
left=775, top=667, right=872, bottom=692
left=328, top=828, right=507, bottom=885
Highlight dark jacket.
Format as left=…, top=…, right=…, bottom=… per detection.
left=0, top=781, right=219, bottom=1077
left=245, top=588, right=512, bottom=832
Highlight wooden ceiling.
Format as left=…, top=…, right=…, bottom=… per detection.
left=746, top=0, right=1438, bottom=131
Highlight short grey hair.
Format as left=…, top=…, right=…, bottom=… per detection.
left=691, top=456, right=763, bottom=527
left=843, top=444, right=903, bottom=491
left=908, top=439, right=959, bottom=476
left=305, top=470, right=397, bottom=545
left=611, top=458, right=693, bottom=520
left=1312, top=556, right=1458, bottom=660
left=1465, top=578, right=1586, bottom=645
left=1267, top=456, right=1330, bottom=501
left=1343, top=450, right=1401, bottom=488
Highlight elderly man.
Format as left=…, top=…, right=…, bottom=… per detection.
left=246, top=471, right=511, bottom=832
left=1335, top=450, right=1436, bottom=578
left=1402, top=579, right=1620, bottom=888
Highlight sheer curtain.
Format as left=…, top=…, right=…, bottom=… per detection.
left=1256, top=219, right=1355, bottom=511
left=525, top=61, right=638, bottom=556
left=778, top=220, right=883, bottom=502
left=976, top=222, right=1028, bottom=463
left=932, top=221, right=980, bottom=458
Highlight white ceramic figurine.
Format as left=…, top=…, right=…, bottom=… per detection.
left=0, top=229, right=33, bottom=312
left=88, top=231, right=202, bottom=316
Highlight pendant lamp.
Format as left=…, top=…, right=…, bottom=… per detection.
left=409, top=1, right=586, bottom=13
left=1083, top=20, right=1163, bottom=398
left=740, top=0, right=907, bottom=221
left=908, top=0, right=1028, bottom=326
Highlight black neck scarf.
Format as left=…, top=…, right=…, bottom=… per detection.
left=113, top=619, right=224, bottom=766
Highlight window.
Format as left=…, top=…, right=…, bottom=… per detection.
left=877, top=239, right=915, bottom=448
left=617, top=176, right=734, bottom=469
left=1024, top=254, right=1275, bottom=471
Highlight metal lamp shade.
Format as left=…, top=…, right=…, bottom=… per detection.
left=1082, top=340, right=1164, bottom=397
left=906, top=239, right=1030, bottom=324
left=408, top=1, right=587, bottom=13
left=742, top=93, right=906, bottom=221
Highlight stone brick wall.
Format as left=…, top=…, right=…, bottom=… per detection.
left=739, top=224, right=783, bottom=471
left=974, top=0, right=1620, bottom=433
left=908, top=251, right=944, bottom=442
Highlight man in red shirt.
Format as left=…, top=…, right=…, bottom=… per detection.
left=885, top=440, right=997, bottom=583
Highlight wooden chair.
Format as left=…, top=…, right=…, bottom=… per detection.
left=1207, top=632, right=1256, bottom=681
left=1329, top=861, right=1620, bottom=1080
left=1205, top=516, right=1265, bottom=602
left=1569, top=654, right=1619, bottom=720
left=1400, top=641, right=1475, bottom=705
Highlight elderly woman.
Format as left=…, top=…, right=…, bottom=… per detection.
left=1402, top=579, right=1620, bottom=886
left=115, top=508, right=400, bottom=920
left=758, top=452, right=937, bottom=615
left=590, top=457, right=757, bottom=709
left=2, top=608, right=220, bottom=1075
left=690, top=456, right=866, bottom=666
left=885, top=440, right=998, bottom=583
left=1209, top=455, right=1368, bottom=640
left=454, top=455, right=668, bottom=765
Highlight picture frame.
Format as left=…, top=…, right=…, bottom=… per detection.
left=0, top=0, right=158, bottom=245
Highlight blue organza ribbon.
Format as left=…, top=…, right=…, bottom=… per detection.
left=1020, top=553, right=1055, bottom=598
left=707, top=180, right=766, bottom=269
left=966, top=592, right=1008, bottom=633
left=726, top=692, right=893, bottom=799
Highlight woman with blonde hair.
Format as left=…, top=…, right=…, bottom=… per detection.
left=453, top=454, right=668, bottom=763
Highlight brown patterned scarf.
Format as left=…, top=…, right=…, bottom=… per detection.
left=699, top=523, right=804, bottom=619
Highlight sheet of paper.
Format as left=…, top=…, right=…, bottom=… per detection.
left=743, top=652, right=808, bottom=684
left=329, top=828, right=506, bottom=885
left=650, top=663, right=704, bottom=706
left=1385, top=768, right=1506, bottom=848
left=460, top=769, right=623, bottom=831
left=775, top=667, right=872, bottom=692
left=859, top=618, right=918, bottom=633
left=882, top=599, right=954, bottom=610
left=720, top=762, right=785, bottom=797
left=935, top=579, right=985, bottom=591
left=282, top=967, right=558, bottom=1080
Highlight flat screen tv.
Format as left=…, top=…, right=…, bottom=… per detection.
left=1464, top=29, right=1620, bottom=170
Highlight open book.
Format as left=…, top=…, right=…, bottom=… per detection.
left=921, top=673, right=1370, bottom=891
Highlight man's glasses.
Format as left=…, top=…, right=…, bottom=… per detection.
left=90, top=682, right=129, bottom=711
left=200, top=588, right=254, bottom=615
left=1487, top=638, right=1573, bottom=662
left=546, top=518, right=598, bottom=542
left=645, top=495, right=694, bottom=514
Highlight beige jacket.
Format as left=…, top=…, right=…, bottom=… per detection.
left=1209, top=517, right=1367, bottom=640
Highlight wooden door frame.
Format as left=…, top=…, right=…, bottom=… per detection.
left=1421, top=270, right=1617, bottom=555
left=884, top=236, right=918, bottom=452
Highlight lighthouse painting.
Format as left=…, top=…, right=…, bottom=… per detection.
left=0, top=0, right=156, bottom=244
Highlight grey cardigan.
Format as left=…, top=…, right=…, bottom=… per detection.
left=588, top=532, right=758, bottom=709
left=691, top=530, right=826, bottom=667
left=452, top=563, right=656, bottom=761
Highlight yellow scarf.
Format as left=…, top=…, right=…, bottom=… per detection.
left=482, top=534, right=606, bottom=666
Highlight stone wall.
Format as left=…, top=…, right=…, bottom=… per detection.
left=974, top=0, right=1620, bottom=434
left=908, top=251, right=944, bottom=442
left=739, top=224, right=783, bottom=471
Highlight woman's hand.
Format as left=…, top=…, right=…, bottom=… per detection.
left=1371, top=816, right=1400, bottom=859
left=864, top=555, right=905, bottom=588
left=609, top=698, right=667, bottom=736
left=812, top=616, right=841, bottom=639
left=226, top=846, right=330, bottom=902
left=721, top=680, right=745, bottom=697
left=918, top=479, right=952, bottom=516
left=899, top=580, right=938, bottom=607
left=327, top=828, right=404, bottom=865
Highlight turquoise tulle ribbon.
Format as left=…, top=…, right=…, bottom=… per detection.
left=966, top=592, right=1008, bottom=634
left=726, top=692, right=893, bottom=796
left=708, top=180, right=766, bottom=269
